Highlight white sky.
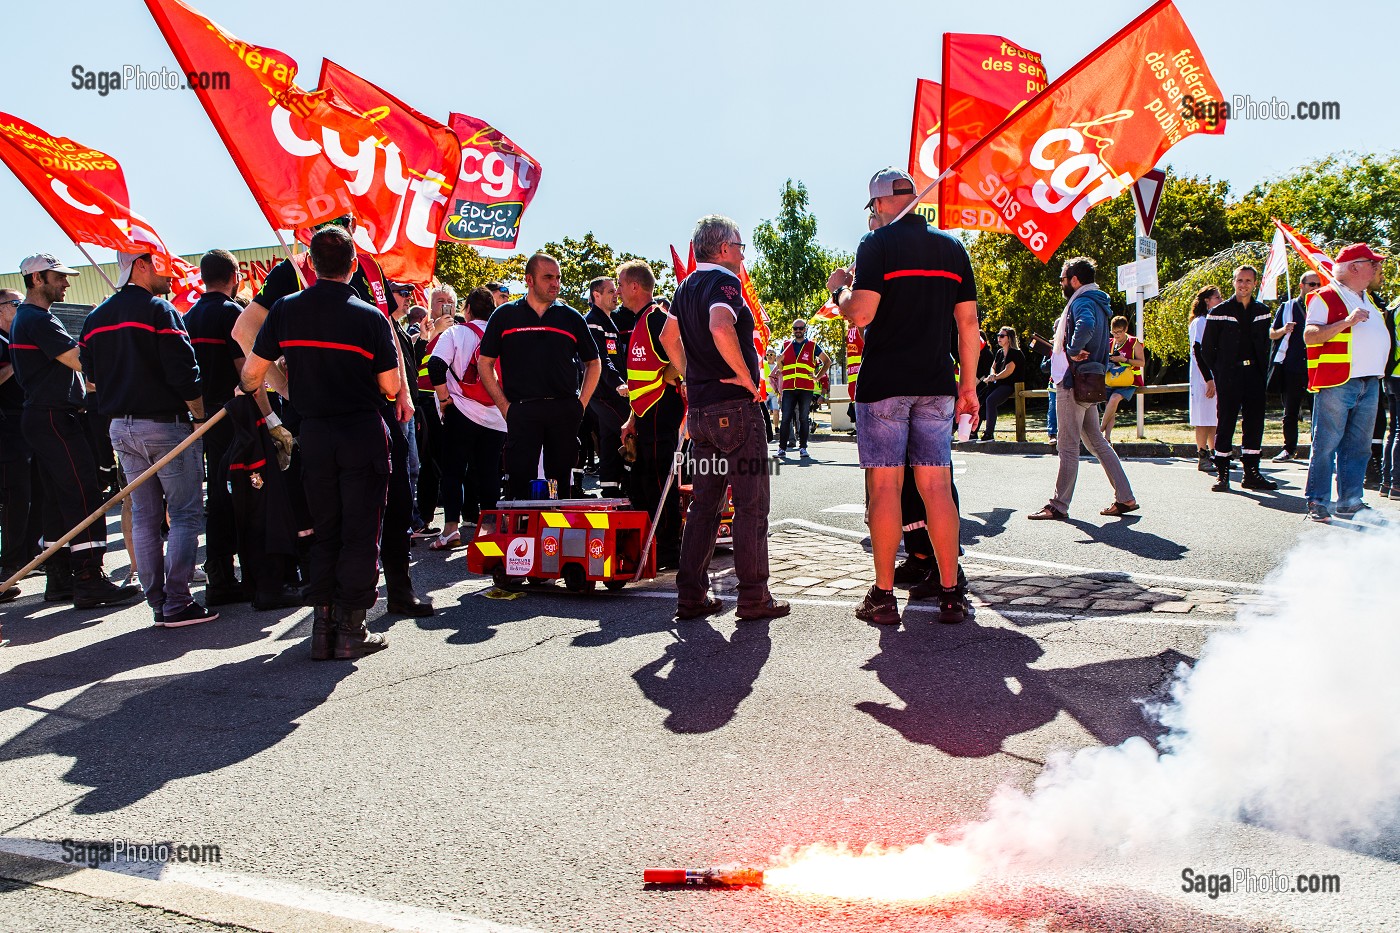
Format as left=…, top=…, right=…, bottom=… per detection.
left=2, top=0, right=1394, bottom=274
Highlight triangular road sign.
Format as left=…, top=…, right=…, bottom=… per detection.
left=1132, top=168, right=1166, bottom=237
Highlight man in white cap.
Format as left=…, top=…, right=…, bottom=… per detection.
left=826, top=168, right=981, bottom=626
left=1302, top=243, right=1393, bottom=522
left=81, top=251, right=214, bottom=627
left=9, top=254, right=140, bottom=609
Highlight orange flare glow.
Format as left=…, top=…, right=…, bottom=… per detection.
left=763, top=840, right=978, bottom=901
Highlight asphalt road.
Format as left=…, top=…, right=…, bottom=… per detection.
left=0, top=429, right=1395, bottom=933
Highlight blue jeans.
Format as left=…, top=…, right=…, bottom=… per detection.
left=109, top=417, right=204, bottom=616
left=1305, top=376, right=1380, bottom=509
left=405, top=413, right=423, bottom=528
left=1047, top=386, right=1057, bottom=436
left=1382, top=386, right=1399, bottom=490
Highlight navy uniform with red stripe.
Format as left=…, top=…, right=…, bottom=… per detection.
left=183, top=288, right=245, bottom=597
left=11, top=300, right=140, bottom=606
left=251, top=280, right=398, bottom=614
left=478, top=299, right=598, bottom=499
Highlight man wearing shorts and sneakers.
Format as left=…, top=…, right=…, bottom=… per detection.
left=828, top=168, right=980, bottom=625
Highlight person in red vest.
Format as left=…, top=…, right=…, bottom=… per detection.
left=776, top=319, right=830, bottom=458
left=1302, top=243, right=1392, bottom=523
left=619, top=261, right=685, bottom=569
left=844, top=323, right=863, bottom=429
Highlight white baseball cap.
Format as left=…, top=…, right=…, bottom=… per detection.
left=116, top=251, right=154, bottom=287
left=19, top=253, right=80, bottom=276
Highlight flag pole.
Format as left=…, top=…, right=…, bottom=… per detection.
left=73, top=243, right=117, bottom=292
left=634, top=431, right=688, bottom=582
left=889, top=169, right=953, bottom=226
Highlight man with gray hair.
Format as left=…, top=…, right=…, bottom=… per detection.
left=1302, top=243, right=1393, bottom=522
left=661, top=215, right=788, bottom=621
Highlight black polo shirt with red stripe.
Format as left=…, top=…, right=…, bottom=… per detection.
left=80, top=284, right=202, bottom=418
left=184, top=290, right=245, bottom=409
left=251, top=281, right=398, bottom=418
left=11, top=302, right=86, bottom=410
left=477, top=298, right=598, bottom=403
left=851, top=213, right=977, bottom=402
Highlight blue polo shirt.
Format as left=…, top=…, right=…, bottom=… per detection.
left=9, top=302, right=85, bottom=410
left=80, top=284, right=202, bottom=418
left=851, top=214, right=978, bottom=402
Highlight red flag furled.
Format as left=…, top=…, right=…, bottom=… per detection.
left=143, top=0, right=385, bottom=232
left=1273, top=218, right=1335, bottom=283
left=0, top=111, right=202, bottom=307
left=945, top=0, right=1226, bottom=261
left=440, top=114, right=541, bottom=251
left=906, top=79, right=943, bottom=226
left=737, top=263, right=770, bottom=357
left=938, top=35, right=1048, bottom=234
left=670, top=244, right=696, bottom=283
left=318, top=61, right=461, bottom=284
left=813, top=300, right=841, bottom=321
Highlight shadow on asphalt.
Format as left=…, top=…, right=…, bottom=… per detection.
left=857, top=619, right=1193, bottom=757
left=1065, top=515, right=1189, bottom=561
left=960, top=507, right=1015, bottom=547
left=632, top=619, right=772, bottom=734
left=0, top=650, right=352, bottom=815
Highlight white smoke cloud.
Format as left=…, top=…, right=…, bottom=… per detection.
left=960, top=522, right=1400, bottom=870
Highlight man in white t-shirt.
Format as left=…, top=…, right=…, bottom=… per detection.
left=426, top=286, right=508, bottom=548
left=1301, top=243, right=1392, bottom=522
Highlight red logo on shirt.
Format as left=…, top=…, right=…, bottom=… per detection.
left=720, top=285, right=740, bottom=300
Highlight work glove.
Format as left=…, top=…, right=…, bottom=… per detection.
left=269, top=424, right=295, bottom=471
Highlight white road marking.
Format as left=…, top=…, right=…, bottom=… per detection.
left=820, top=504, right=866, bottom=514
left=770, top=518, right=1270, bottom=591
left=0, top=838, right=539, bottom=933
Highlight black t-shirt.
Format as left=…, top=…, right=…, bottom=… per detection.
left=632, top=302, right=685, bottom=438
left=585, top=305, right=627, bottom=392
left=9, top=303, right=84, bottom=410
left=477, top=299, right=598, bottom=403
left=254, top=256, right=388, bottom=314
left=989, top=346, right=1025, bottom=380
left=251, top=281, right=398, bottom=418
left=0, top=329, right=25, bottom=410
left=670, top=265, right=761, bottom=410
left=183, top=291, right=245, bottom=409
left=851, top=214, right=978, bottom=402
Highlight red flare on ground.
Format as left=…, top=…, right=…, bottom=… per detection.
left=643, top=867, right=765, bottom=887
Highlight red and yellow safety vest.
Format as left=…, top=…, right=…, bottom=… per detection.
left=1305, top=286, right=1357, bottom=392
left=626, top=307, right=669, bottom=418
left=289, top=251, right=391, bottom=318
left=845, top=325, right=863, bottom=392
left=780, top=338, right=817, bottom=392
left=416, top=332, right=442, bottom=390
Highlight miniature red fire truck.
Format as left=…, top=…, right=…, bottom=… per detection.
left=466, top=498, right=656, bottom=592
left=678, top=484, right=734, bottom=548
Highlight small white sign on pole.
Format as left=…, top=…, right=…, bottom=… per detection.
left=1136, top=257, right=1159, bottom=299
left=1117, top=261, right=1138, bottom=294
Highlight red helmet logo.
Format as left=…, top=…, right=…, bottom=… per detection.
left=513, top=541, right=528, bottom=557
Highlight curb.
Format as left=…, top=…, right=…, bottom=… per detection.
left=955, top=441, right=1312, bottom=458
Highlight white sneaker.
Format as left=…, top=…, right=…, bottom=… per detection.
left=192, top=566, right=208, bottom=584
left=1272, top=450, right=1294, bottom=462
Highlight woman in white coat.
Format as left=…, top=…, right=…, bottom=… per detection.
left=1188, top=285, right=1222, bottom=472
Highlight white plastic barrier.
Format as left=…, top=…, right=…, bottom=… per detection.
left=828, top=383, right=853, bottom=431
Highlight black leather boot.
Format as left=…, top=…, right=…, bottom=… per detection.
left=309, top=605, right=335, bottom=660
left=203, top=558, right=243, bottom=606
left=1211, top=455, right=1232, bottom=493
left=332, top=606, right=388, bottom=659
left=72, top=554, right=141, bottom=609
left=384, top=560, right=434, bottom=617
left=1241, top=455, right=1278, bottom=490
left=1196, top=449, right=1214, bottom=473
left=43, top=549, right=74, bottom=602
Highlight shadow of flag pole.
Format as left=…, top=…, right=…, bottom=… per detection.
left=0, top=408, right=229, bottom=601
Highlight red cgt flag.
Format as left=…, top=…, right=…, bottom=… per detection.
left=441, top=114, right=541, bottom=251
left=906, top=79, right=943, bottom=225
left=0, top=111, right=202, bottom=307
left=738, top=263, right=770, bottom=358
left=939, top=34, right=1049, bottom=234
left=318, top=61, right=461, bottom=284
left=946, top=0, right=1226, bottom=261
left=1274, top=218, right=1335, bottom=283
left=144, top=0, right=385, bottom=232
left=669, top=244, right=696, bottom=283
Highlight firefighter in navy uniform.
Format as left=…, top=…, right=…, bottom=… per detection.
left=1200, top=264, right=1278, bottom=493
left=240, top=227, right=400, bottom=661
left=584, top=276, right=633, bottom=498
left=10, top=254, right=141, bottom=609
left=618, top=262, right=684, bottom=569
left=182, top=249, right=247, bottom=605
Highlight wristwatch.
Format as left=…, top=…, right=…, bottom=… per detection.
left=831, top=285, right=850, bottom=305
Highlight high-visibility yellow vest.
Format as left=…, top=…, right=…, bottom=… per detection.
left=780, top=339, right=816, bottom=391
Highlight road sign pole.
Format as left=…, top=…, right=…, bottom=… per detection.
left=1135, top=210, right=1146, bottom=439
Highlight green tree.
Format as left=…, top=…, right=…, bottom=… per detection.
left=1227, top=151, right=1400, bottom=248
left=538, top=232, right=669, bottom=310
left=434, top=243, right=525, bottom=298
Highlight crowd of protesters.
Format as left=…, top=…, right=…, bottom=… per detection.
left=0, top=185, right=1396, bottom=647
